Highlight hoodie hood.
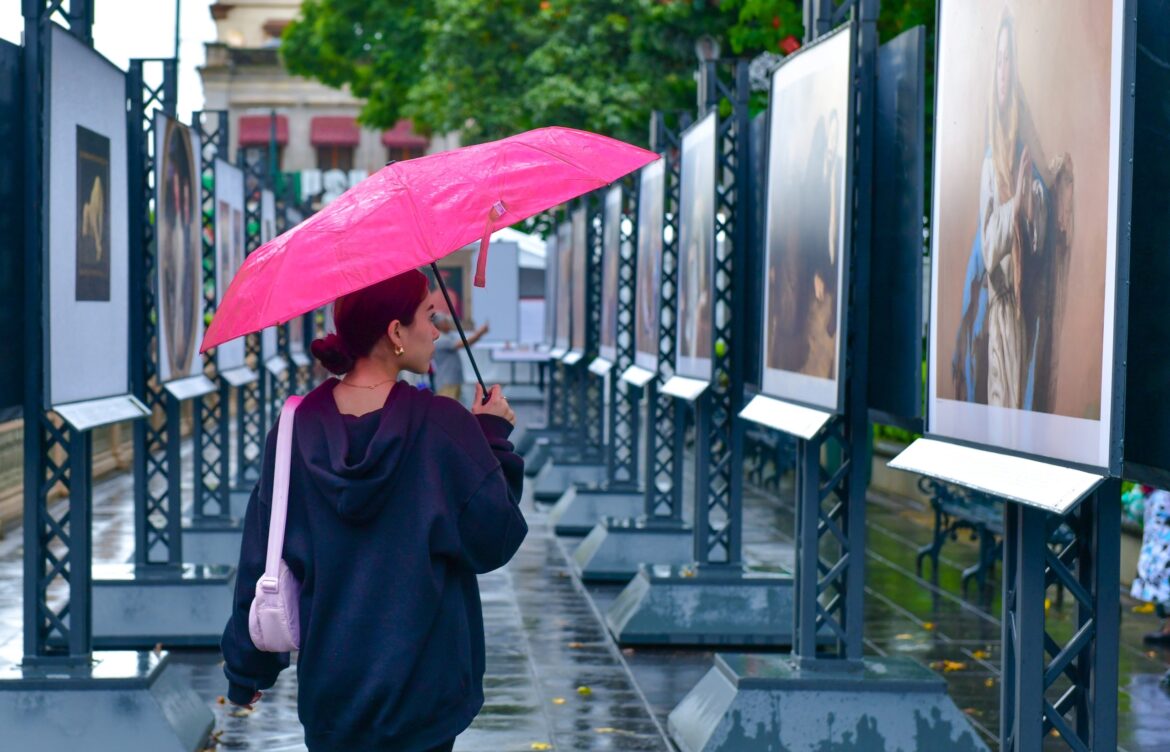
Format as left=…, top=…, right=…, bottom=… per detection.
left=294, top=379, right=430, bottom=523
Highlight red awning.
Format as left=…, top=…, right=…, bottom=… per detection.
left=310, top=116, right=360, bottom=147
left=238, top=114, right=289, bottom=146
left=381, top=119, right=428, bottom=149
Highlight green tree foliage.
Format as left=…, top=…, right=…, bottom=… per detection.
left=282, top=0, right=936, bottom=147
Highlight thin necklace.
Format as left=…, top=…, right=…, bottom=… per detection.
left=338, top=376, right=394, bottom=390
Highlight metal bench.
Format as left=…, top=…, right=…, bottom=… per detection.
left=916, top=477, right=1004, bottom=598
left=916, top=477, right=1073, bottom=602
left=744, top=425, right=794, bottom=492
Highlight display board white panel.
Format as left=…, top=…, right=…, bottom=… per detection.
left=634, top=160, right=665, bottom=373
left=214, top=159, right=246, bottom=371
left=154, top=113, right=204, bottom=383
left=45, top=25, right=131, bottom=407
left=927, top=1, right=1127, bottom=469
left=760, top=27, right=853, bottom=411
left=674, top=113, right=716, bottom=381
left=471, top=240, right=520, bottom=343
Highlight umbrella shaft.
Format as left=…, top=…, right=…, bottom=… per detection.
left=431, top=263, right=489, bottom=404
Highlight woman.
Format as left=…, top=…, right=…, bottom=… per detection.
left=221, top=269, right=528, bottom=752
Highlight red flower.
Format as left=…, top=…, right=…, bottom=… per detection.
left=780, top=35, right=801, bottom=55
left=772, top=16, right=780, bottom=29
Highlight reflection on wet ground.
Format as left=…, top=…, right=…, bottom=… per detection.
left=0, top=402, right=1167, bottom=750
left=560, top=470, right=1170, bottom=751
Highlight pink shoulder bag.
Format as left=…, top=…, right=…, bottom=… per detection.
left=248, top=395, right=304, bottom=652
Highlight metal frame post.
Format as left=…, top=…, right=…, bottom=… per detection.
left=581, top=193, right=604, bottom=454
left=128, top=57, right=179, bottom=567
left=692, top=60, right=750, bottom=568
left=644, top=112, right=687, bottom=522
left=192, top=110, right=230, bottom=518
left=605, top=177, right=641, bottom=488
left=20, top=0, right=98, bottom=663
left=237, top=146, right=267, bottom=484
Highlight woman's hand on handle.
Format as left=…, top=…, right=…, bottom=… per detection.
left=472, top=384, right=515, bottom=425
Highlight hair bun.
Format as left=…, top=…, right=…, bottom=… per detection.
left=310, top=333, right=355, bottom=375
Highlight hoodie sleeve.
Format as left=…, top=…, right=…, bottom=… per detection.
left=221, top=428, right=290, bottom=704
left=454, top=415, right=528, bottom=574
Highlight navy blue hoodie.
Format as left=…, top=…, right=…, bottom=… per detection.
left=221, top=379, right=527, bottom=751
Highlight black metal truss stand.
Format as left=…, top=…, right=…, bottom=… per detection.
left=604, top=63, right=795, bottom=649
left=0, top=8, right=212, bottom=751
left=571, top=111, right=694, bottom=581
left=533, top=196, right=609, bottom=503
left=550, top=179, right=645, bottom=535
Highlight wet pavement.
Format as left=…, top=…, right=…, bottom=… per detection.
left=0, top=400, right=1168, bottom=750
left=555, top=469, right=1170, bottom=751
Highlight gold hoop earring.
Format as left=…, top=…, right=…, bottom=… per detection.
left=394, top=345, right=405, bottom=356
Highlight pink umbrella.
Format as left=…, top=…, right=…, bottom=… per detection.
left=202, top=127, right=658, bottom=355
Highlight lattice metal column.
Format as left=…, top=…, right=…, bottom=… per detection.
left=1000, top=486, right=1120, bottom=751
left=693, top=61, right=751, bottom=567
left=192, top=110, right=228, bottom=519
left=129, top=57, right=180, bottom=567
left=644, top=112, right=685, bottom=521
left=21, top=0, right=96, bottom=662
left=582, top=193, right=604, bottom=451
left=607, top=176, right=640, bottom=487
left=786, top=0, right=878, bottom=664
left=237, top=146, right=267, bottom=485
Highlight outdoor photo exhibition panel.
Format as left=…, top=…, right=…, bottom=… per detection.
left=569, top=207, right=588, bottom=356
left=927, top=0, right=1128, bottom=471
left=45, top=24, right=131, bottom=408
left=674, top=112, right=716, bottom=382
left=470, top=239, right=520, bottom=343
left=634, top=159, right=665, bottom=374
left=554, top=221, right=572, bottom=353
left=154, top=112, right=204, bottom=384
left=598, top=186, right=622, bottom=364
left=543, top=227, right=558, bottom=347
left=214, top=158, right=246, bottom=371
left=760, top=26, right=853, bottom=412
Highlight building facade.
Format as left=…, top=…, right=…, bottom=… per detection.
left=198, top=0, right=433, bottom=206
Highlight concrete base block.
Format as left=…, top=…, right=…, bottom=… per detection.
left=0, top=650, right=214, bottom=752
left=668, top=654, right=989, bottom=752
left=548, top=486, right=645, bottom=536
left=572, top=517, right=694, bottom=582
left=517, top=425, right=566, bottom=458
left=606, top=564, right=797, bottom=647
left=92, top=564, right=237, bottom=649
left=532, top=459, right=608, bottom=502
left=181, top=517, right=244, bottom=566
left=524, top=439, right=552, bottom=477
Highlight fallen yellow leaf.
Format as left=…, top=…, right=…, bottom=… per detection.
left=595, top=728, right=616, bottom=734
left=551, top=697, right=566, bottom=705
left=576, top=685, right=593, bottom=696
left=984, top=678, right=995, bottom=688
left=567, top=642, right=584, bottom=649
left=972, top=650, right=989, bottom=660
left=923, top=622, right=935, bottom=631
left=929, top=660, right=967, bottom=672
left=1133, top=602, right=1156, bottom=614
left=894, top=633, right=914, bottom=640
left=531, top=743, right=553, bottom=751
left=1044, top=598, right=1052, bottom=611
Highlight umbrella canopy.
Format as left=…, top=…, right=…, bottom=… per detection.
left=201, top=126, right=658, bottom=353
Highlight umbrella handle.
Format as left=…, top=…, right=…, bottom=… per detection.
left=431, top=262, right=491, bottom=405
left=474, top=201, right=507, bottom=288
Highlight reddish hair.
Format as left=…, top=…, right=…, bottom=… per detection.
left=310, top=269, right=429, bottom=374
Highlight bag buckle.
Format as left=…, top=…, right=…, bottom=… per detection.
left=258, top=576, right=279, bottom=594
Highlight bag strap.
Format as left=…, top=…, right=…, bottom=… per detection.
left=261, top=395, right=304, bottom=588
